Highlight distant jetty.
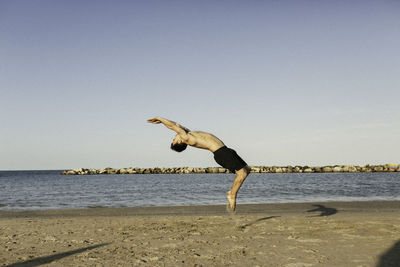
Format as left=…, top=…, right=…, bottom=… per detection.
left=62, top=164, right=399, bottom=175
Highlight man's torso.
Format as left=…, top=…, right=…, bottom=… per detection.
left=185, top=131, right=225, bottom=152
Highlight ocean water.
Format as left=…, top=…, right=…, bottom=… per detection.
left=0, top=170, right=399, bottom=210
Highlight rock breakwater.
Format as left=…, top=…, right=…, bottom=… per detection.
left=62, top=164, right=399, bottom=175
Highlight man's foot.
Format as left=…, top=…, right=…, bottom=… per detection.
left=226, top=191, right=236, bottom=212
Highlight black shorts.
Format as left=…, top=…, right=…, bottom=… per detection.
left=213, top=146, right=247, bottom=173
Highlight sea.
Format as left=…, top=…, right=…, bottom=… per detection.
left=0, top=170, right=399, bottom=210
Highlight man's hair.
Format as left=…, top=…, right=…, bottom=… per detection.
left=170, top=143, right=187, bottom=152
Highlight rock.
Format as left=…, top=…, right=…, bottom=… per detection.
left=153, top=168, right=162, bottom=174
left=218, top=167, right=228, bottom=173
left=86, top=169, right=95, bottom=175
left=105, top=168, right=117, bottom=174
left=322, top=166, right=333, bottom=172
left=303, top=168, right=313, bottom=173
left=165, top=168, right=175, bottom=174
left=373, top=166, right=384, bottom=172
left=118, top=168, right=128, bottom=174
left=72, top=168, right=88, bottom=175
left=314, top=167, right=322, bottom=173
left=348, top=166, right=357, bottom=172
left=333, top=166, right=342, bottom=172
left=126, top=168, right=136, bottom=174
left=206, top=167, right=219, bottom=173
left=294, top=166, right=302, bottom=173
left=193, top=168, right=206, bottom=173
left=261, top=167, right=270, bottom=173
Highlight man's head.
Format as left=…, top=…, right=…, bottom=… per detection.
left=170, top=142, right=187, bottom=152
left=170, top=134, right=187, bottom=152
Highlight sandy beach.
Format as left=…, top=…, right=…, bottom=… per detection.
left=1, top=201, right=399, bottom=267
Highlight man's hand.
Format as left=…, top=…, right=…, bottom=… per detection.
left=147, top=117, right=162, bottom=124
left=147, top=117, right=190, bottom=136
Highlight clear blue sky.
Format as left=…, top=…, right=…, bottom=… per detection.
left=1, top=0, right=399, bottom=170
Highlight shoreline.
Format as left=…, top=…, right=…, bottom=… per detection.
left=1, top=200, right=399, bottom=218
left=1, top=200, right=399, bottom=266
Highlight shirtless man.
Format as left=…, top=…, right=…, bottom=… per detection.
left=147, top=117, right=250, bottom=212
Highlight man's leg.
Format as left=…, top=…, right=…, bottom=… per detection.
left=227, top=166, right=251, bottom=212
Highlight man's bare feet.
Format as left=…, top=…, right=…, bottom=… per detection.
left=226, top=191, right=236, bottom=212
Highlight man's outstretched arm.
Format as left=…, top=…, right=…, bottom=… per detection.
left=147, top=117, right=190, bottom=135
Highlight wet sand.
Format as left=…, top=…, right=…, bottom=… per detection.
left=1, top=201, right=399, bottom=267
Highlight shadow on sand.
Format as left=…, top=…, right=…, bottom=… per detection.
left=239, top=216, right=281, bottom=230
left=376, top=240, right=400, bottom=267
left=306, top=204, right=338, bottom=217
left=5, top=243, right=110, bottom=267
